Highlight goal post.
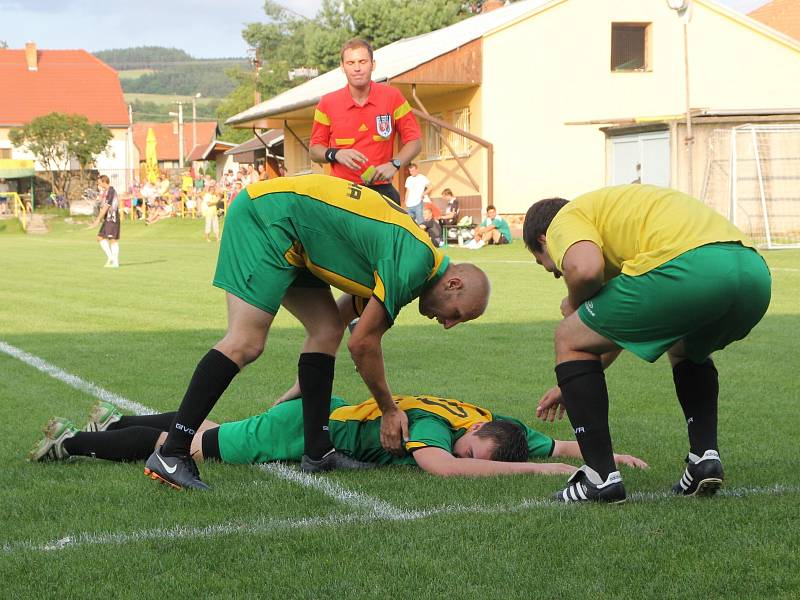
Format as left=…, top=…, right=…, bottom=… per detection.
left=701, top=124, right=800, bottom=249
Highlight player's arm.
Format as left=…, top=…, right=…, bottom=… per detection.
left=90, top=202, right=109, bottom=228
left=347, top=297, right=409, bottom=455
left=551, top=440, right=649, bottom=469
left=413, top=446, right=576, bottom=477
left=561, top=240, right=605, bottom=313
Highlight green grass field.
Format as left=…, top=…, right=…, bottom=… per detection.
left=1, top=216, right=798, bottom=598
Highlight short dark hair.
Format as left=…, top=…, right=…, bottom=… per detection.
left=99, top=175, right=110, bottom=184
left=340, top=38, right=374, bottom=62
left=409, top=162, right=418, bottom=169
left=486, top=204, right=496, bottom=212
left=523, top=198, right=568, bottom=253
left=474, top=420, right=529, bottom=462
left=442, top=188, right=453, bottom=196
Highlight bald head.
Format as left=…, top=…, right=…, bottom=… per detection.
left=418, top=262, right=491, bottom=328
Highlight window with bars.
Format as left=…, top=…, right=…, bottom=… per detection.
left=423, top=109, right=471, bottom=160
left=424, top=113, right=443, bottom=159
left=450, top=108, right=471, bottom=157
left=0, top=148, right=11, bottom=159
left=611, top=23, right=650, bottom=71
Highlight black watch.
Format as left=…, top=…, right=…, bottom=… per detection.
left=390, top=158, right=402, bottom=169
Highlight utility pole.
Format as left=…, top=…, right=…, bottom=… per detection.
left=253, top=46, right=262, bottom=105
left=192, top=92, right=201, bottom=152
left=169, top=102, right=185, bottom=168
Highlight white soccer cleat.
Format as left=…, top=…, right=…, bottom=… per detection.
left=28, top=417, right=78, bottom=462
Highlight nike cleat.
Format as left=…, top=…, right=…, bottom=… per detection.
left=300, top=449, right=377, bottom=473
left=84, top=400, right=122, bottom=432
left=672, top=449, right=724, bottom=497
left=28, top=417, right=78, bottom=462
left=555, top=465, right=627, bottom=504
left=144, top=446, right=210, bottom=491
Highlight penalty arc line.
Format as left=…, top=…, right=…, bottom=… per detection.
left=0, top=340, right=411, bottom=519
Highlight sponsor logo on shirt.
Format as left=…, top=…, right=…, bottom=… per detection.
left=376, top=114, right=392, bottom=138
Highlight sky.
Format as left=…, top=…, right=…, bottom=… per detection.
left=0, top=0, right=774, bottom=59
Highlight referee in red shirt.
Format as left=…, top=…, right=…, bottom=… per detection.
left=309, top=38, right=422, bottom=204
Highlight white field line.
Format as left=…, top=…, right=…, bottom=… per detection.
left=1, top=340, right=405, bottom=517
left=259, top=463, right=410, bottom=519
left=3, top=483, right=799, bottom=554
left=4, top=341, right=800, bottom=555
left=0, top=341, right=155, bottom=416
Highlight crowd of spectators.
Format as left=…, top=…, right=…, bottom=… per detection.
left=122, top=164, right=263, bottom=222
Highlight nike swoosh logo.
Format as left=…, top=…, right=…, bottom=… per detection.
left=157, top=454, right=178, bottom=474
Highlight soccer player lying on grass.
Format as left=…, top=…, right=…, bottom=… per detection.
left=29, top=396, right=647, bottom=480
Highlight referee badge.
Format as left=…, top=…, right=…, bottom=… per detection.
left=376, top=114, right=392, bottom=138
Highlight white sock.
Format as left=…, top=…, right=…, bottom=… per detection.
left=99, top=239, right=112, bottom=260
left=110, top=243, right=119, bottom=264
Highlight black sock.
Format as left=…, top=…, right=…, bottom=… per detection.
left=299, top=352, right=335, bottom=460
left=161, top=349, right=240, bottom=457
left=673, top=358, right=719, bottom=455
left=201, top=427, right=222, bottom=461
left=109, top=412, right=177, bottom=431
left=63, top=427, right=162, bottom=462
left=556, top=360, right=616, bottom=480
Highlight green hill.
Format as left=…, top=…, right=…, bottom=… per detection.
left=94, top=46, right=247, bottom=98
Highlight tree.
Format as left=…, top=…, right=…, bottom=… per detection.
left=9, top=113, right=113, bottom=201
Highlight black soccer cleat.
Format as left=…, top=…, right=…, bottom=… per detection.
left=672, top=449, right=724, bottom=497
left=555, top=465, right=627, bottom=504
left=144, top=446, right=210, bottom=491
left=300, top=449, right=377, bottom=473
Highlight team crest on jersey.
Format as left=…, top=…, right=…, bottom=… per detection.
left=375, top=114, right=392, bottom=138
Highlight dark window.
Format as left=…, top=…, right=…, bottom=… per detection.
left=611, top=23, right=649, bottom=71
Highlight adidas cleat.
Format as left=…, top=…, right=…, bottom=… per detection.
left=28, top=417, right=78, bottom=462
left=672, top=450, right=724, bottom=497
left=555, top=465, right=627, bottom=504
left=84, top=400, right=122, bottom=432
left=144, top=446, right=210, bottom=491
left=300, top=449, right=377, bottom=473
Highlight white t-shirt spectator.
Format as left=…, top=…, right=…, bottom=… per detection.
left=404, top=173, right=429, bottom=208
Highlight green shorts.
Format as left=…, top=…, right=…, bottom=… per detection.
left=578, top=243, right=771, bottom=363
left=218, top=396, right=348, bottom=465
left=212, top=192, right=329, bottom=315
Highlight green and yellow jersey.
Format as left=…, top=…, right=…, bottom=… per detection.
left=546, top=184, right=754, bottom=279
left=329, top=394, right=555, bottom=465
left=216, top=395, right=554, bottom=466
left=213, top=174, right=448, bottom=322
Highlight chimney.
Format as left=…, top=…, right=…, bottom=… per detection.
left=25, top=42, right=38, bottom=72
left=482, top=0, right=505, bottom=12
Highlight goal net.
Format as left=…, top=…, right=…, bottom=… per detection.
left=701, top=124, right=800, bottom=249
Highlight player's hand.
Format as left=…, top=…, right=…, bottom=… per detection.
left=380, top=407, right=409, bottom=456
left=370, top=162, right=397, bottom=183
left=334, top=149, right=369, bottom=171
left=613, top=453, right=649, bottom=469
left=536, top=386, right=565, bottom=422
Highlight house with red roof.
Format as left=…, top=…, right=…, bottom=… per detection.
left=0, top=42, right=132, bottom=192
left=749, top=0, right=800, bottom=41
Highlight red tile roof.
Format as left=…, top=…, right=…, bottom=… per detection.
left=0, top=47, right=129, bottom=126
left=749, top=0, right=800, bottom=41
left=133, top=121, right=220, bottom=162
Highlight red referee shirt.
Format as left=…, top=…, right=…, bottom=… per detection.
left=310, top=82, right=421, bottom=184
